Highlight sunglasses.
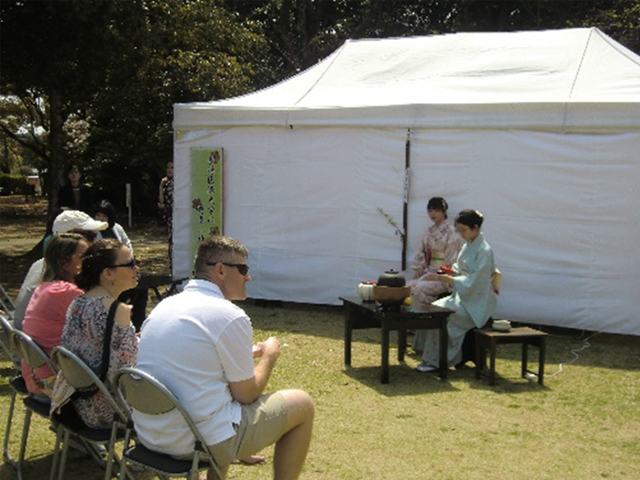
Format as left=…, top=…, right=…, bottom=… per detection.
left=108, top=258, right=137, bottom=269
left=207, top=262, right=250, bottom=276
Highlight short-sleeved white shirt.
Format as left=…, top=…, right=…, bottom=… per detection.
left=13, top=258, right=44, bottom=330
left=133, top=279, right=255, bottom=456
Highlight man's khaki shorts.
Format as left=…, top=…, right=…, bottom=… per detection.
left=207, top=392, right=288, bottom=466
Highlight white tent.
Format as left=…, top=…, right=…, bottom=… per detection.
left=173, top=28, right=640, bottom=335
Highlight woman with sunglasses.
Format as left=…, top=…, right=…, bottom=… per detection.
left=51, top=239, right=139, bottom=428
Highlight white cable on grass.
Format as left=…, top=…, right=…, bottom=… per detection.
left=545, top=331, right=600, bottom=379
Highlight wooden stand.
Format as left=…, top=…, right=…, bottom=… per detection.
left=475, top=326, right=548, bottom=386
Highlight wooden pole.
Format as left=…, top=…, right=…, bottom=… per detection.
left=402, top=129, right=411, bottom=270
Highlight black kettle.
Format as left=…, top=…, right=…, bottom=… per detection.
left=377, top=269, right=406, bottom=287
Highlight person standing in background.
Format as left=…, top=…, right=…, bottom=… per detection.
left=158, top=161, right=174, bottom=270
left=58, top=165, right=94, bottom=214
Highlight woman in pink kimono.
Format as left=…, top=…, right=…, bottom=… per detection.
left=409, top=198, right=463, bottom=353
left=415, top=209, right=499, bottom=373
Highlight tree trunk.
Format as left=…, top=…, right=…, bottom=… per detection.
left=47, top=88, right=65, bottom=216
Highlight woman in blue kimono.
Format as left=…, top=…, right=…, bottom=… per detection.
left=415, top=209, right=499, bottom=373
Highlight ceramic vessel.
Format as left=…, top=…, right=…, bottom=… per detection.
left=373, top=285, right=411, bottom=307
left=492, top=319, right=511, bottom=332
left=357, top=281, right=376, bottom=301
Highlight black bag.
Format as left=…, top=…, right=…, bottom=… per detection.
left=72, top=300, right=120, bottom=399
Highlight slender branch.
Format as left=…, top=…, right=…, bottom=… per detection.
left=377, top=207, right=406, bottom=243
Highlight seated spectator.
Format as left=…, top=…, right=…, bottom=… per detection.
left=51, top=239, right=138, bottom=428
left=21, top=233, right=88, bottom=402
left=94, top=200, right=133, bottom=254
left=43, top=208, right=65, bottom=255
left=133, top=235, right=314, bottom=480
left=13, top=210, right=107, bottom=331
left=57, top=164, right=94, bottom=214
left=93, top=199, right=147, bottom=330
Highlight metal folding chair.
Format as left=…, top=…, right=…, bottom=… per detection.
left=0, top=284, right=16, bottom=319
left=10, top=329, right=57, bottom=480
left=50, top=346, right=133, bottom=480
left=114, top=367, right=224, bottom=480
left=0, top=313, right=19, bottom=369
left=1, top=314, right=28, bottom=473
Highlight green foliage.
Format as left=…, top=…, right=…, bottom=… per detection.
left=84, top=0, right=272, bottom=214
left=0, top=173, right=27, bottom=195
left=2, top=0, right=640, bottom=215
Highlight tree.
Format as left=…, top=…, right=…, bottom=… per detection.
left=86, top=0, right=271, bottom=214
left=0, top=0, right=143, bottom=213
left=227, top=0, right=640, bottom=83
left=0, top=0, right=271, bottom=214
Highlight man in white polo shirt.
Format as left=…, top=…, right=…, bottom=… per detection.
left=134, top=235, right=314, bottom=480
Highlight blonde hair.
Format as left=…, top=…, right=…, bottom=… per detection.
left=42, top=233, right=86, bottom=282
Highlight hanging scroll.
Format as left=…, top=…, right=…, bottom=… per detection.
left=190, top=148, right=223, bottom=261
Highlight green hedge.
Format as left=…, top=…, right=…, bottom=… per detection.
left=0, top=173, right=27, bottom=195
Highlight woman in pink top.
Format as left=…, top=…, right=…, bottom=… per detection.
left=21, top=233, right=88, bottom=401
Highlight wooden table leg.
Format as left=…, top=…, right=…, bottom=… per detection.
left=538, top=337, right=546, bottom=385
left=381, top=324, right=390, bottom=384
left=344, top=315, right=352, bottom=367
left=521, top=342, right=529, bottom=379
left=397, top=329, right=407, bottom=363
left=489, top=338, right=497, bottom=386
left=438, top=318, right=449, bottom=378
left=475, top=332, right=483, bottom=379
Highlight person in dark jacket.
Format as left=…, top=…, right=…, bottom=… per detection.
left=58, top=165, right=94, bottom=214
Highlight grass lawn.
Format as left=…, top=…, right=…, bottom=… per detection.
left=1, top=196, right=640, bottom=479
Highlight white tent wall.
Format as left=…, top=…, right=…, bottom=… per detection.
left=174, top=127, right=413, bottom=304
left=174, top=125, right=640, bottom=335
left=406, top=129, right=640, bottom=334
left=173, top=29, right=640, bottom=335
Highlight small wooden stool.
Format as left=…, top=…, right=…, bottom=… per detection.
left=475, top=326, right=548, bottom=386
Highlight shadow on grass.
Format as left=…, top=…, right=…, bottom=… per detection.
left=246, top=300, right=640, bottom=373
left=343, top=364, right=460, bottom=396
left=342, top=361, right=551, bottom=396
left=2, top=450, right=106, bottom=480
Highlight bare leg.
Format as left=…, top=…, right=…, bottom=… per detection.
left=272, top=389, right=315, bottom=480
left=234, top=454, right=266, bottom=465
left=206, top=464, right=229, bottom=480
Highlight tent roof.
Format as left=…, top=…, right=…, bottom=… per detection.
left=174, top=28, right=640, bottom=131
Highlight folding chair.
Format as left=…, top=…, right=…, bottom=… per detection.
left=1, top=314, right=28, bottom=472
left=0, top=284, right=16, bottom=319
left=0, top=314, right=20, bottom=369
left=114, top=367, right=224, bottom=480
left=10, top=329, right=57, bottom=480
left=50, top=346, right=132, bottom=480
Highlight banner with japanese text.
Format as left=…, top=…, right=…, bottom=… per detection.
left=190, top=148, right=223, bottom=262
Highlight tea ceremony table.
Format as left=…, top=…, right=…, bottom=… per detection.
left=340, top=296, right=454, bottom=383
